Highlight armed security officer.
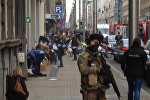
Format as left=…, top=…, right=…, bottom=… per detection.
left=77, top=34, right=108, bottom=100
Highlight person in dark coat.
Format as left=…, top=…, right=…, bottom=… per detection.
left=71, top=33, right=79, bottom=60
left=57, top=37, right=64, bottom=67
left=6, top=67, right=29, bottom=100
left=53, top=36, right=64, bottom=67
left=121, top=37, right=148, bottom=100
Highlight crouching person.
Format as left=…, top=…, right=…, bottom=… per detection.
left=6, top=67, right=29, bottom=100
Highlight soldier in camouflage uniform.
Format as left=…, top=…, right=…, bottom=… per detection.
left=77, top=34, right=108, bottom=100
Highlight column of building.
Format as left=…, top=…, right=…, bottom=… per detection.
left=0, top=0, right=46, bottom=99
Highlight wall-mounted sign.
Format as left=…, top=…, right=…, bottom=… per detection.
left=26, top=17, right=31, bottom=23
left=18, top=53, right=25, bottom=63
left=56, top=5, right=62, bottom=14
left=45, top=14, right=60, bottom=19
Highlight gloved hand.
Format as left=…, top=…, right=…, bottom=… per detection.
left=98, top=68, right=104, bottom=76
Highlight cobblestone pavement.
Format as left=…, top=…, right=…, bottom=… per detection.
left=26, top=55, right=150, bottom=100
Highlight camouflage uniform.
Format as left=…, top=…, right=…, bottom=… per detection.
left=77, top=48, right=107, bottom=100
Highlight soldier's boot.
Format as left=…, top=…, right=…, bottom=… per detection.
left=99, top=95, right=106, bottom=100
left=82, top=90, right=106, bottom=100
left=82, top=92, right=97, bottom=100
left=98, top=91, right=106, bottom=100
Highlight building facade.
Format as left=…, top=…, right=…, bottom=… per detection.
left=0, top=0, right=27, bottom=100
left=122, top=0, right=150, bottom=23
left=45, top=0, right=66, bottom=34
left=87, top=0, right=93, bottom=30
left=97, top=0, right=115, bottom=24
left=26, top=0, right=45, bottom=50
left=0, top=0, right=48, bottom=99
left=140, top=0, right=150, bottom=21
left=122, top=0, right=128, bottom=23
left=45, top=0, right=57, bottom=34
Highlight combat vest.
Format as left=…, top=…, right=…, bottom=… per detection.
left=78, top=49, right=104, bottom=91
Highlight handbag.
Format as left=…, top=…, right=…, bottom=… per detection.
left=14, top=77, right=26, bottom=96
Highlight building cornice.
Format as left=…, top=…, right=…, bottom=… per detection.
left=0, top=39, right=22, bottom=49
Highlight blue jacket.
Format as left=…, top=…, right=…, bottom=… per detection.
left=27, top=50, right=45, bottom=62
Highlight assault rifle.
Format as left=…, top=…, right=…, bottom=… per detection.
left=99, top=52, right=121, bottom=100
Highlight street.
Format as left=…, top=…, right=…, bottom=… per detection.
left=26, top=55, right=150, bottom=100
left=107, top=56, right=150, bottom=94
left=1, top=0, right=150, bottom=100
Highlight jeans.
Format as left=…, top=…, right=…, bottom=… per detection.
left=35, top=63, right=40, bottom=74
left=58, top=53, right=63, bottom=67
left=34, top=54, right=44, bottom=75
left=127, top=77, right=143, bottom=100
left=73, top=49, right=77, bottom=60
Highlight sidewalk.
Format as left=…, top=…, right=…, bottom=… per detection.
left=26, top=55, right=150, bottom=100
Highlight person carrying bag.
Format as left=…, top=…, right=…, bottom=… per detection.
left=6, top=67, right=29, bottom=100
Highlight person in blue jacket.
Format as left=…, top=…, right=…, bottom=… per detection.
left=27, top=50, right=46, bottom=76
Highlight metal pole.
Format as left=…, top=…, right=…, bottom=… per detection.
left=129, top=0, right=139, bottom=47
left=93, top=0, right=97, bottom=34
left=74, top=0, right=76, bottom=31
left=73, top=5, right=75, bottom=30
left=72, top=7, right=74, bottom=29
left=85, top=0, right=87, bottom=29
left=72, top=10, right=73, bottom=29
left=82, top=0, right=85, bottom=42
left=79, top=0, right=81, bottom=30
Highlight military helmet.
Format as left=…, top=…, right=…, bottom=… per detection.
left=87, top=34, right=103, bottom=45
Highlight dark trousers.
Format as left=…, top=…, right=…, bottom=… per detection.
left=73, top=48, right=77, bottom=60
left=34, top=63, right=40, bottom=74
left=34, top=55, right=44, bottom=75
left=58, top=53, right=63, bottom=67
left=127, top=77, right=143, bottom=100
